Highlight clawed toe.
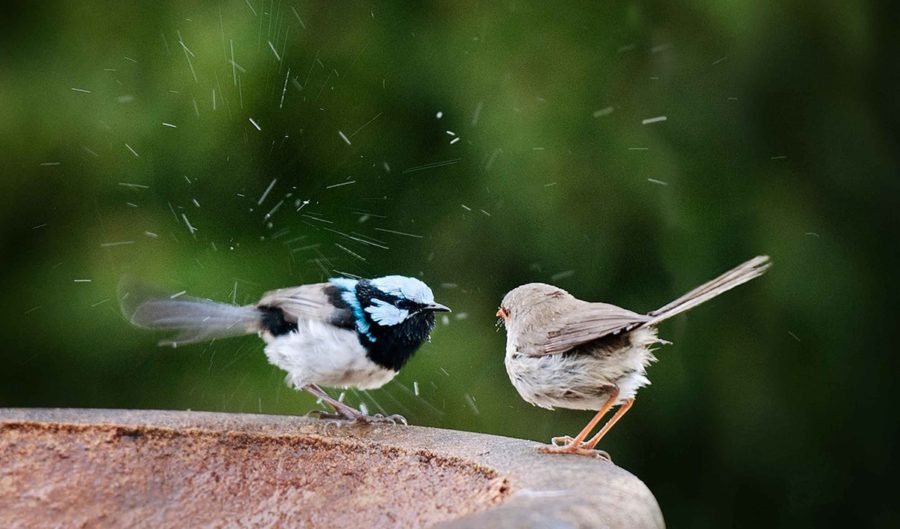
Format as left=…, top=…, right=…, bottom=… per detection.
left=538, top=442, right=612, bottom=461
left=305, top=409, right=345, bottom=421
left=550, top=435, right=576, bottom=447
left=383, top=413, right=408, bottom=425
left=354, top=413, right=408, bottom=426
left=306, top=408, right=365, bottom=423
left=592, top=449, right=612, bottom=461
left=305, top=409, right=408, bottom=425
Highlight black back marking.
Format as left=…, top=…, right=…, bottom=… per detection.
left=323, top=284, right=356, bottom=330
left=258, top=305, right=298, bottom=336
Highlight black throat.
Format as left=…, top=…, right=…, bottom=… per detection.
left=363, top=311, right=436, bottom=371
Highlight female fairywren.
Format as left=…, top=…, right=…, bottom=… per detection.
left=121, top=275, right=450, bottom=423
left=497, top=256, right=770, bottom=458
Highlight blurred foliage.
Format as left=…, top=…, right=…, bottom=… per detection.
left=1, top=1, right=898, bottom=527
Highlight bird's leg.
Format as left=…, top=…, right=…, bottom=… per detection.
left=303, top=384, right=365, bottom=421
left=540, top=388, right=619, bottom=458
left=303, top=385, right=407, bottom=425
left=582, top=398, right=634, bottom=450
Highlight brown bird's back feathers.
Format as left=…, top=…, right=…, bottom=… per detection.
left=531, top=255, right=771, bottom=356
left=541, top=302, right=649, bottom=356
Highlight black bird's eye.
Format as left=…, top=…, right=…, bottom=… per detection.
left=396, top=299, right=416, bottom=311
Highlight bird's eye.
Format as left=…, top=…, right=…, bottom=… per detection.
left=395, top=298, right=416, bottom=311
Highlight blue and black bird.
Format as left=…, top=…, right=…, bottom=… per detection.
left=121, top=275, right=450, bottom=422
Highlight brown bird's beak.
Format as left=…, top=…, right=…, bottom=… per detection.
left=496, top=307, right=509, bottom=319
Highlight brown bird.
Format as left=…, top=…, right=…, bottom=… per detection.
left=497, top=256, right=770, bottom=457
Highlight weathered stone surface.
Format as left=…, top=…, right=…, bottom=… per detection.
left=0, top=409, right=664, bottom=529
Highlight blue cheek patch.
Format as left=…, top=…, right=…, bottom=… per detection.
left=365, top=299, right=409, bottom=326
left=330, top=278, right=375, bottom=342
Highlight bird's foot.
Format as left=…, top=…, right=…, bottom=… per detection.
left=354, top=413, right=408, bottom=426
left=305, top=409, right=407, bottom=425
left=304, top=409, right=349, bottom=421
left=550, top=435, right=577, bottom=447
left=540, top=438, right=612, bottom=460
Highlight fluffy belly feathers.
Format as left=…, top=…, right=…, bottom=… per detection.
left=262, top=320, right=396, bottom=390
left=505, top=326, right=660, bottom=410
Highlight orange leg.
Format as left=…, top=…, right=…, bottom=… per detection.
left=539, top=388, right=619, bottom=457
left=583, top=398, right=634, bottom=450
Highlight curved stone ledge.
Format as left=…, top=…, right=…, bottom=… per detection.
left=0, top=408, right=664, bottom=529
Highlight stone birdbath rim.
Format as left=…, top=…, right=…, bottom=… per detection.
left=0, top=408, right=664, bottom=529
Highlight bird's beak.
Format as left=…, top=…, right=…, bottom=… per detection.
left=496, top=307, right=508, bottom=319
left=425, top=302, right=451, bottom=313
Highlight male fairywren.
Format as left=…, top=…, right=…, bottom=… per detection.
left=121, top=275, right=450, bottom=423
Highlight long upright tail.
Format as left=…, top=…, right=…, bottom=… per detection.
left=119, top=278, right=263, bottom=347
left=644, top=255, right=771, bottom=326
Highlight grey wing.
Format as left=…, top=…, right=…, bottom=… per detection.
left=539, top=301, right=650, bottom=356
left=257, top=283, right=351, bottom=326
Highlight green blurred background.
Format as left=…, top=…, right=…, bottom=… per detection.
left=2, top=1, right=898, bottom=527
